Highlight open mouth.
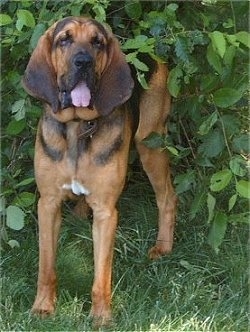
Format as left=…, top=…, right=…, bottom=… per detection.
left=70, top=81, right=91, bottom=107
left=60, top=80, right=92, bottom=110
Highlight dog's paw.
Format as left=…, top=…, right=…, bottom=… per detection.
left=90, top=306, right=112, bottom=328
left=31, top=297, right=55, bottom=317
left=148, top=244, right=172, bottom=259
left=91, top=315, right=113, bottom=329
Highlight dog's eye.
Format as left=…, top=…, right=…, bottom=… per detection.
left=91, top=36, right=104, bottom=50
left=59, top=35, right=73, bottom=47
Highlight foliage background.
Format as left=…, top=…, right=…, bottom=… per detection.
left=1, top=0, right=249, bottom=250
left=0, top=1, right=249, bottom=331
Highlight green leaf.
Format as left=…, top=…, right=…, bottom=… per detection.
left=232, top=134, right=250, bottom=154
left=188, top=30, right=206, bottom=46
left=30, top=23, right=46, bottom=50
left=228, top=194, right=237, bottom=212
left=210, top=169, right=232, bottom=192
left=226, top=34, right=239, bottom=47
left=0, top=14, right=13, bottom=26
left=208, top=212, right=228, bottom=253
left=125, top=0, right=142, bottom=19
left=132, top=58, right=149, bottom=72
left=125, top=51, right=137, bottom=63
left=16, top=9, right=35, bottom=31
left=138, top=44, right=155, bottom=54
left=207, top=193, right=216, bottom=223
left=220, top=114, right=241, bottom=136
left=8, top=240, right=20, bottom=249
left=235, top=31, right=250, bottom=48
left=190, top=190, right=206, bottom=220
left=93, top=3, right=106, bottom=22
left=213, top=88, right=242, bottom=108
left=13, top=192, right=36, bottom=208
left=175, top=36, right=190, bottom=62
left=236, top=180, right=250, bottom=199
left=174, top=171, right=196, bottom=194
left=15, top=177, right=35, bottom=188
left=200, top=74, right=220, bottom=92
left=229, top=155, right=247, bottom=177
left=11, top=99, right=26, bottom=121
left=142, top=132, right=164, bottom=149
left=166, top=146, right=179, bottom=156
left=136, top=72, right=149, bottom=89
left=6, top=206, right=25, bottom=231
left=223, top=45, right=236, bottom=66
left=223, top=18, right=234, bottom=29
left=123, top=35, right=148, bottom=50
left=198, top=129, right=225, bottom=158
left=6, top=119, right=26, bottom=135
left=167, top=66, right=183, bottom=97
left=167, top=3, right=178, bottom=11
left=198, top=112, right=218, bottom=135
left=209, top=31, right=226, bottom=58
left=206, top=43, right=222, bottom=74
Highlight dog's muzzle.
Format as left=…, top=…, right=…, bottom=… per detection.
left=59, top=51, right=95, bottom=110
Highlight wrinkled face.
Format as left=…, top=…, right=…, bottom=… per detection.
left=51, top=17, right=110, bottom=109
left=23, top=16, right=134, bottom=116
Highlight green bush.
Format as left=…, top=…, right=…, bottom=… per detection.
left=1, top=0, right=249, bottom=251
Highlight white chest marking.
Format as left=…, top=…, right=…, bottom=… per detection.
left=62, top=180, right=90, bottom=196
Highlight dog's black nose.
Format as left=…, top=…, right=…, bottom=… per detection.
left=73, top=52, right=93, bottom=68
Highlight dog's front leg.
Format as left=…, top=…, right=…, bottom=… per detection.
left=32, top=196, right=62, bottom=315
left=89, top=205, right=118, bottom=326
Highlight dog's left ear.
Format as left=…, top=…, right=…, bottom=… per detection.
left=94, top=37, right=134, bottom=116
left=22, top=25, right=59, bottom=112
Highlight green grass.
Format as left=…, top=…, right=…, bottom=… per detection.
left=1, top=176, right=249, bottom=331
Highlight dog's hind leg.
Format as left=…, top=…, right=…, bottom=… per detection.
left=135, top=63, right=177, bottom=259
left=135, top=144, right=177, bottom=258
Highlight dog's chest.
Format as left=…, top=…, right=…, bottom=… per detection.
left=61, top=118, right=124, bottom=196
left=66, top=120, right=97, bottom=164
left=61, top=121, right=96, bottom=195
left=38, top=111, right=127, bottom=197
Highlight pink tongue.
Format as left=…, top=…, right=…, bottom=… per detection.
left=71, top=82, right=91, bottom=107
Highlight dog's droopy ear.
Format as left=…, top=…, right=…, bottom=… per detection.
left=22, top=26, right=59, bottom=112
left=94, top=37, right=134, bottom=116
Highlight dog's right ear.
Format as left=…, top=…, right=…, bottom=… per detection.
left=22, top=25, right=59, bottom=112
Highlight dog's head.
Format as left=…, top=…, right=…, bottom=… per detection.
left=22, top=17, right=134, bottom=116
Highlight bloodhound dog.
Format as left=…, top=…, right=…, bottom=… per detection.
left=22, top=16, right=177, bottom=325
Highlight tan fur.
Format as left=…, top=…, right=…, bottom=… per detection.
left=22, top=17, right=177, bottom=326
left=135, top=64, right=177, bottom=258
